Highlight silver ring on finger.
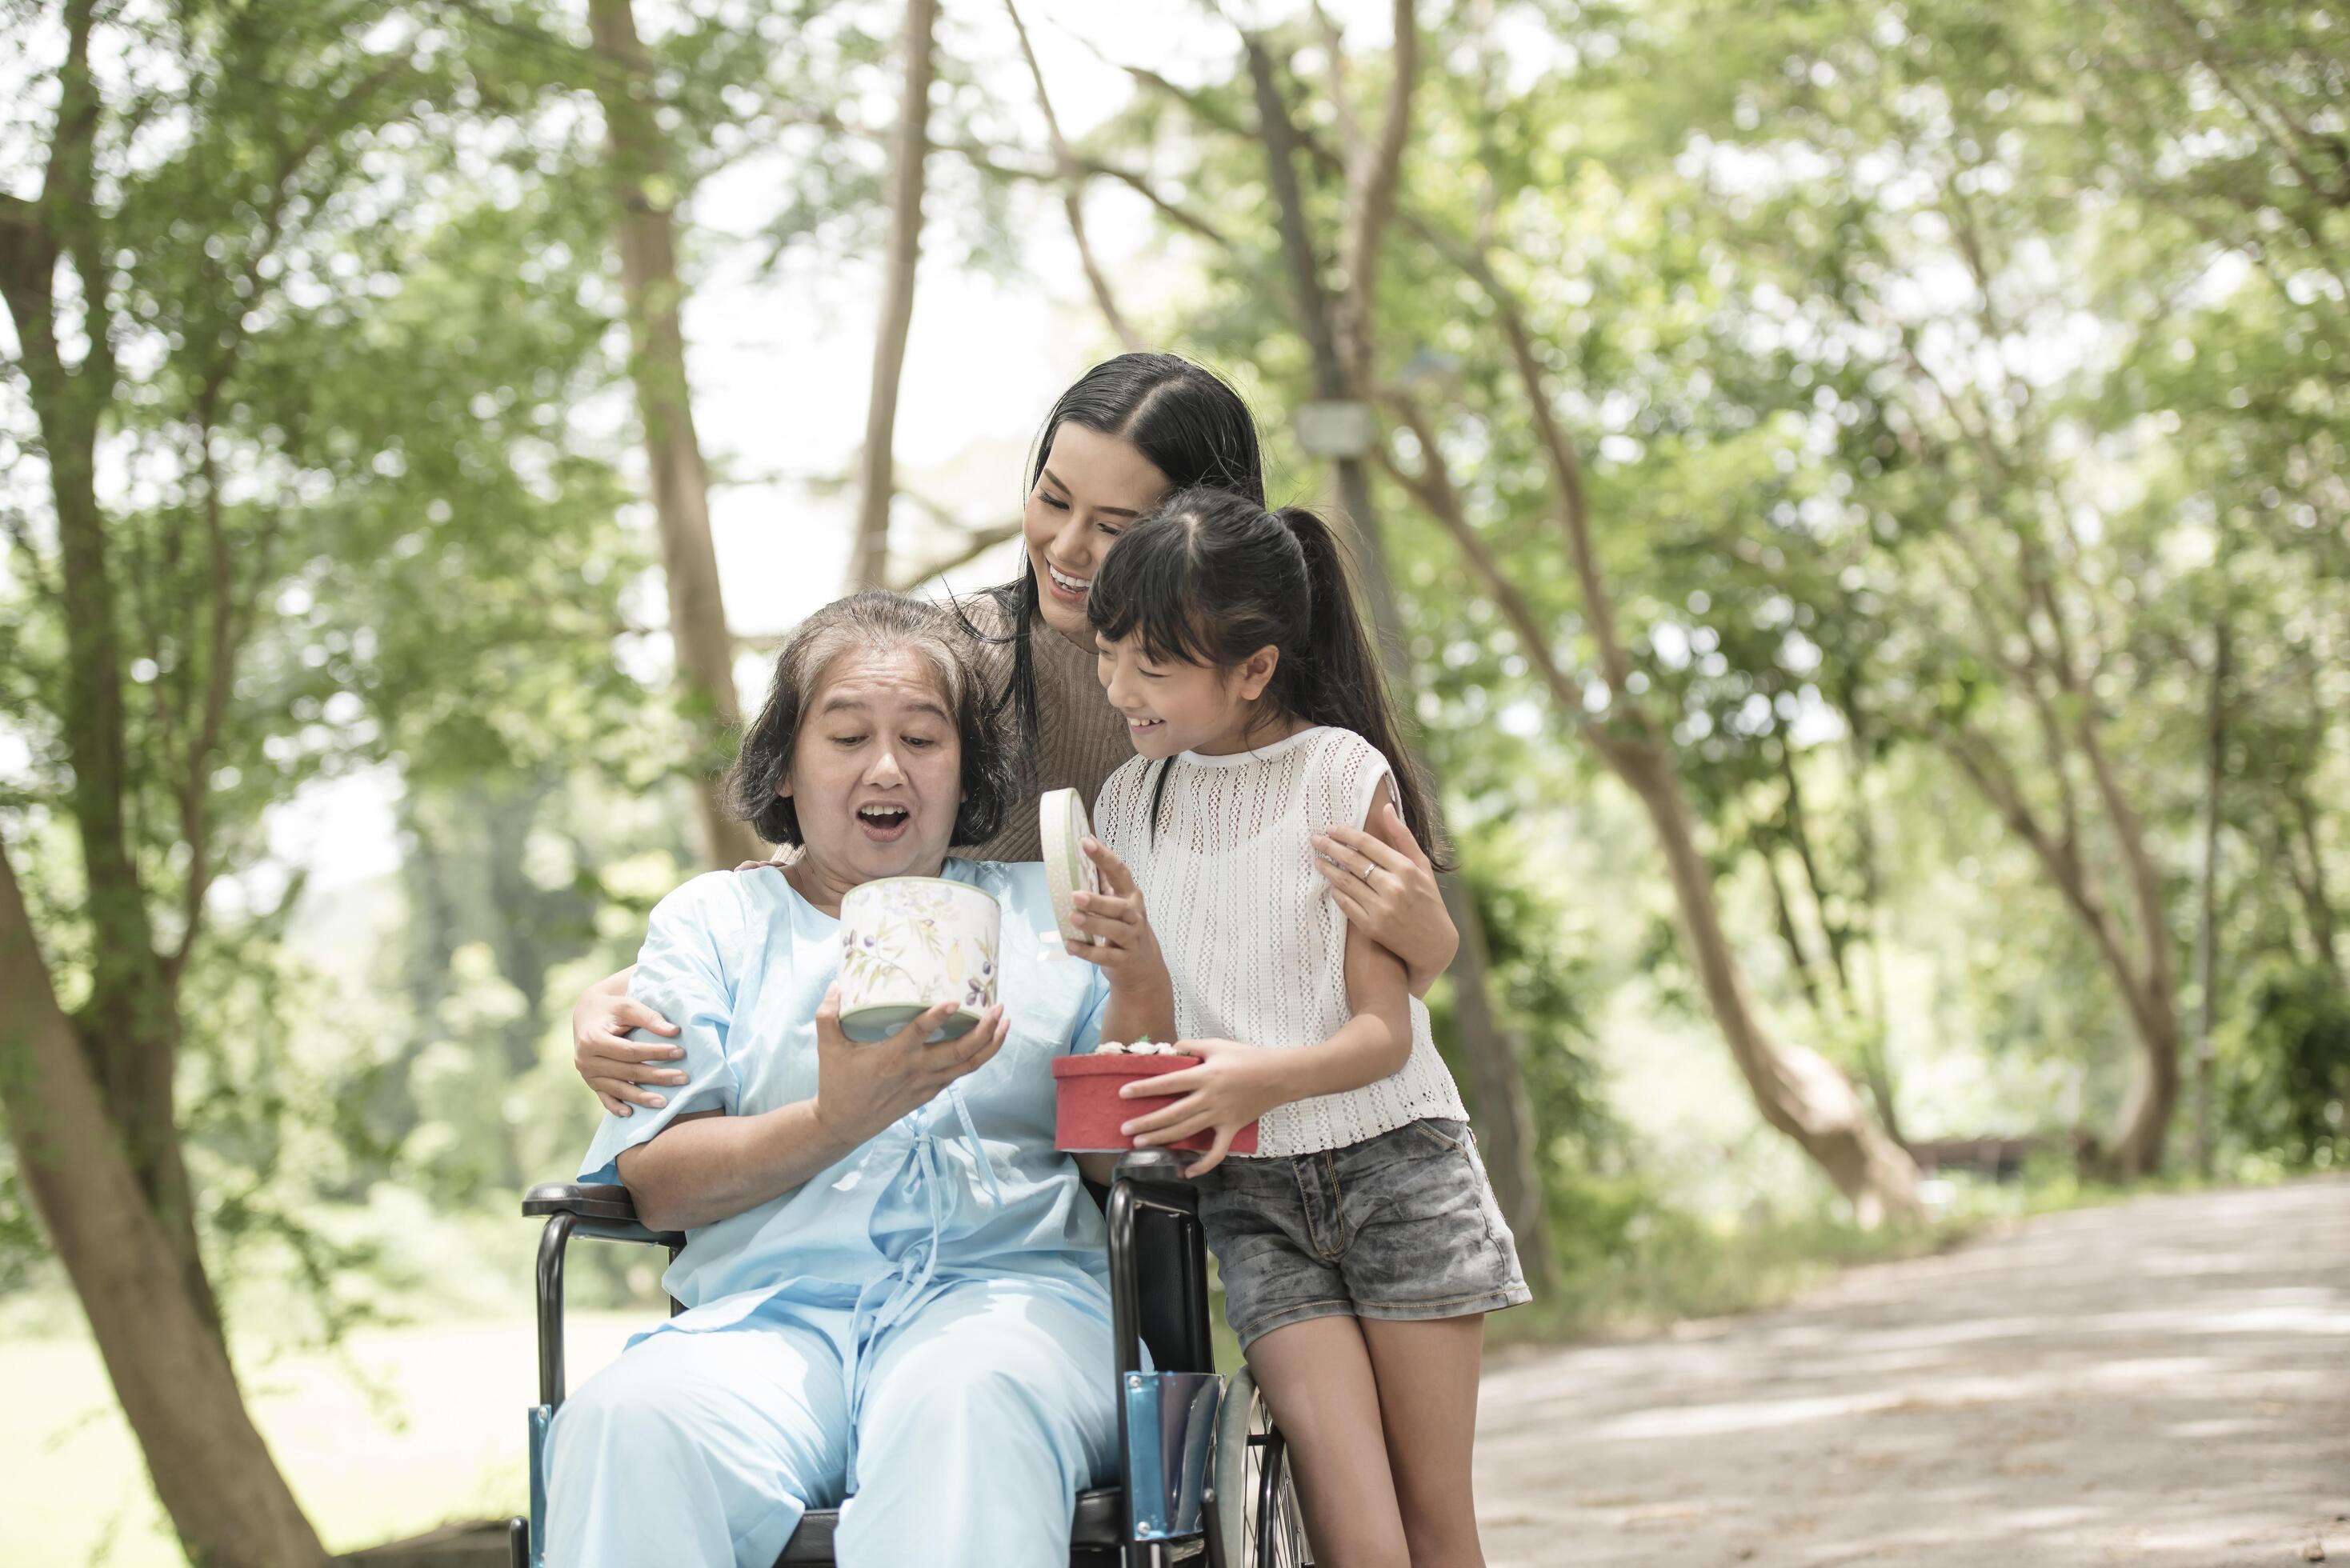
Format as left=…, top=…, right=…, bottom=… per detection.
left=1359, top=862, right=1377, bottom=884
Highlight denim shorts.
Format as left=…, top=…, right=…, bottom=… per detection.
left=1195, top=1118, right=1534, bottom=1348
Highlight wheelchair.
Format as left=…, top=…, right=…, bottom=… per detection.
left=507, top=1150, right=1312, bottom=1566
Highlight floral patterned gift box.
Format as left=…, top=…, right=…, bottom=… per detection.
left=837, top=876, right=1002, bottom=1042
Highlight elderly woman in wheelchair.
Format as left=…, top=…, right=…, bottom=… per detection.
left=527, top=590, right=1205, bottom=1568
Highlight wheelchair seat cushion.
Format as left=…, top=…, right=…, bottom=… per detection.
left=775, top=1486, right=1123, bottom=1563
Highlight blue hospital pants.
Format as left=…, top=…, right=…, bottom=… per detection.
left=543, top=1278, right=1117, bottom=1567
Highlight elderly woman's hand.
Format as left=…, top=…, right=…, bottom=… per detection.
left=811, top=985, right=1010, bottom=1148
left=1311, top=802, right=1459, bottom=998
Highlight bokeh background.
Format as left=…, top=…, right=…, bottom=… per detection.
left=2, top=0, right=2343, bottom=1561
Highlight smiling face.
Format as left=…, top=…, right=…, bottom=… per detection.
left=782, top=646, right=965, bottom=894
left=1023, top=423, right=1173, bottom=647
left=1094, top=632, right=1283, bottom=761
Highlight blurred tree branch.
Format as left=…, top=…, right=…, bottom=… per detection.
left=1006, top=0, right=1142, bottom=350
left=846, top=0, right=940, bottom=594
left=886, top=520, right=1025, bottom=591
left=589, top=0, right=763, bottom=868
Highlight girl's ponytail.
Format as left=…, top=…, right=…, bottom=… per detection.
left=1271, top=508, right=1450, bottom=870
left=1088, top=486, right=1451, bottom=867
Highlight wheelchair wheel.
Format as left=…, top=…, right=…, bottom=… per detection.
left=1211, top=1366, right=1311, bottom=1566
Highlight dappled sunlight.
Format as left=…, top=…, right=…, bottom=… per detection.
left=1477, top=1181, right=2350, bottom=1566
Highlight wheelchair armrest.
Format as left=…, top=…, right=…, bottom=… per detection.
left=522, top=1182, right=684, bottom=1248
left=1111, top=1149, right=1197, bottom=1204
left=526, top=1182, right=687, bottom=1410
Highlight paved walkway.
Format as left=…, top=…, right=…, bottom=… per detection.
left=1475, top=1178, right=2350, bottom=1566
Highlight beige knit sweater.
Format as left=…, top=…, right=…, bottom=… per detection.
left=952, top=590, right=1134, bottom=862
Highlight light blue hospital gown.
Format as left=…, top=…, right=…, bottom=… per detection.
left=544, top=858, right=1118, bottom=1568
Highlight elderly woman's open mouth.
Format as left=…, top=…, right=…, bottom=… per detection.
left=855, top=800, right=913, bottom=842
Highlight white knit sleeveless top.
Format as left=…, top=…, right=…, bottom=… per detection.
left=1095, top=726, right=1470, bottom=1158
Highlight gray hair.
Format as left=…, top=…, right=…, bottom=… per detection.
left=724, top=591, right=1015, bottom=848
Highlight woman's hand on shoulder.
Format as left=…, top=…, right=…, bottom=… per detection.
left=1313, top=799, right=1458, bottom=998
left=572, top=966, right=687, bottom=1117
left=1117, top=1038, right=1280, bottom=1178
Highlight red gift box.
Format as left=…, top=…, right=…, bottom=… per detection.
left=1051, top=1053, right=1261, bottom=1155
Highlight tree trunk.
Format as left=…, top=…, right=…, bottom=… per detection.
left=844, top=0, right=939, bottom=592
left=2192, top=616, right=2230, bottom=1178
left=2069, top=717, right=2181, bottom=1178
left=1437, top=874, right=1557, bottom=1274
left=1, top=846, right=330, bottom=1568
left=1348, top=489, right=1557, bottom=1285
left=1331, top=0, right=1417, bottom=390
left=1350, top=508, right=1558, bottom=1282
left=1425, top=253, right=1923, bottom=1221
left=1610, top=740, right=1920, bottom=1222
left=0, top=26, right=218, bottom=1328
left=1349, top=454, right=1556, bottom=1280
left=44, top=378, right=215, bottom=1322
left=1763, top=838, right=1838, bottom=1039
left=1006, top=0, right=1142, bottom=352
left=2100, top=984, right=2184, bottom=1180
left=1940, top=730, right=2179, bottom=1181
left=1846, top=738, right=1908, bottom=1149
left=2289, top=782, right=2341, bottom=978
left=2281, top=670, right=2340, bottom=980
left=587, top=0, right=762, bottom=870
left=1245, top=34, right=1559, bottom=1285
left=1776, top=760, right=1908, bottom=1147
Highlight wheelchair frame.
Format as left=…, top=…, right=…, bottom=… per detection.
left=507, top=1151, right=1299, bottom=1567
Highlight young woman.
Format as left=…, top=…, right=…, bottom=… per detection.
left=1086, top=488, right=1530, bottom=1567
left=572, top=354, right=1459, bottom=1113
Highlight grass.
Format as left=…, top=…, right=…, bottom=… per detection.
left=1491, top=1207, right=1969, bottom=1350
left=3, top=1310, right=652, bottom=1566
left=1483, top=1162, right=2179, bottom=1349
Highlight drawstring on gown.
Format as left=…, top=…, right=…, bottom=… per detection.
left=840, top=1083, right=1003, bottom=1490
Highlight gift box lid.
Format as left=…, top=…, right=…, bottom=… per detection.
left=1051, top=1051, right=1199, bottom=1080
left=1039, top=787, right=1102, bottom=948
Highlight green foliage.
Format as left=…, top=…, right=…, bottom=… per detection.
left=1463, top=846, right=1607, bottom=1146
left=0, top=1142, right=42, bottom=1294
left=2224, top=958, right=2350, bottom=1170
left=0, top=2, right=691, bottom=1338
left=1426, top=822, right=1614, bottom=1170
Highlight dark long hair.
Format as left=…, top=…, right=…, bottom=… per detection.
left=727, top=592, right=1015, bottom=848
left=1085, top=487, right=1449, bottom=867
left=972, top=353, right=1267, bottom=749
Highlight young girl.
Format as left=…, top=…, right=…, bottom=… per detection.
left=1079, top=486, right=1531, bottom=1567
